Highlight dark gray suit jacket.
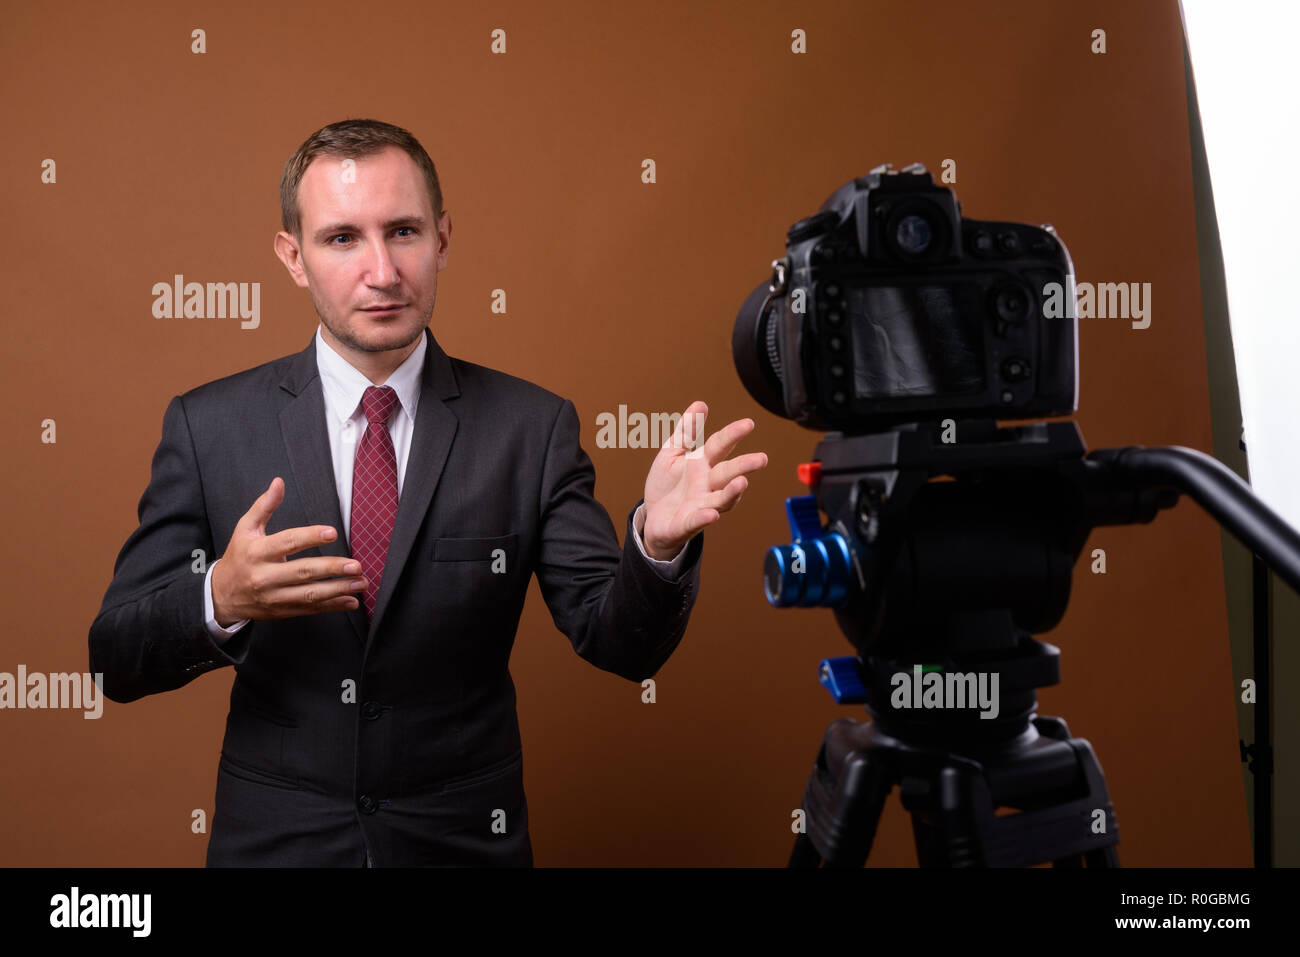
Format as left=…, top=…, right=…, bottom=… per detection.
left=88, top=327, right=703, bottom=866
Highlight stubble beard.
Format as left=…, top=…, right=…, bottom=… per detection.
left=315, top=288, right=436, bottom=355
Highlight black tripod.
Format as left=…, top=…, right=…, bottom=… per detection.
left=767, top=417, right=1300, bottom=867
left=790, top=636, right=1119, bottom=868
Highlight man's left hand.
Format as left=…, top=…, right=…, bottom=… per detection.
left=641, top=400, right=768, bottom=561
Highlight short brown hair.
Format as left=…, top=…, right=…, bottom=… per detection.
left=279, top=118, right=444, bottom=239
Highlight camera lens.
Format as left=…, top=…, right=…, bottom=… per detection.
left=895, top=214, right=932, bottom=254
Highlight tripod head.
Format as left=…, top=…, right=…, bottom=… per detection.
left=766, top=412, right=1300, bottom=751
left=766, top=417, right=1178, bottom=752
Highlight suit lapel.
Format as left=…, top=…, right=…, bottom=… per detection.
left=277, top=327, right=460, bottom=651
left=279, top=336, right=368, bottom=645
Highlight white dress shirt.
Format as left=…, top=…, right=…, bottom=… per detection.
left=204, top=326, right=688, bottom=640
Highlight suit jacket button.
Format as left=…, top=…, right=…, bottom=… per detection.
left=358, top=794, right=377, bottom=814
left=361, top=701, right=382, bottom=720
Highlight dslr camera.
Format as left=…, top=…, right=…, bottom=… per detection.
left=732, top=163, right=1078, bottom=433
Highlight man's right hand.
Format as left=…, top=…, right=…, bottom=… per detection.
left=211, top=476, right=366, bottom=626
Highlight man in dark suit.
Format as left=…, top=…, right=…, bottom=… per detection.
left=88, top=118, right=767, bottom=866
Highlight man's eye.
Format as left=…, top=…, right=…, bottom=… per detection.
left=329, top=234, right=352, bottom=245
left=395, top=227, right=416, bottom=237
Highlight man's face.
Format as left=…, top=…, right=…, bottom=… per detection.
left=275, top=145, right=450, bottom=363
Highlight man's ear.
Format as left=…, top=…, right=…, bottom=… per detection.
left=274, top=231, right=311, bottom=289
left=435, top=210, right=452, bottom=269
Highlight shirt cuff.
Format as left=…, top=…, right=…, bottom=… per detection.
left=204, top=558, right=249, bottom=642
left=632, top=503, right=688, bottom=576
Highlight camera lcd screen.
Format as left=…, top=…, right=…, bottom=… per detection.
left=848, top=284, right=987, bottom=399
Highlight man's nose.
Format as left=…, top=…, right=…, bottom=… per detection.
left=365, top=237, right=399, bottom=287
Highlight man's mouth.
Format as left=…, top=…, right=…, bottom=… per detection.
left=361, top=304, right=405, bottom=314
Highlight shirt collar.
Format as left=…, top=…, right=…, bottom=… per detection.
left=314, top=324, right=426, bottom=428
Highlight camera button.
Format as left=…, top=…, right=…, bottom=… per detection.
left=1001, top=357, right=1031, bottom=382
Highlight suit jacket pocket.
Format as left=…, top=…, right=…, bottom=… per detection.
left=219, top=753, right=303, bottom=791
left=437, top=749, right=522, bottom=795
left=430, top=533, right=518, bottom=565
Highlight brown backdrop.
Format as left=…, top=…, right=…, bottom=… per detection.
left=1, top=0, right=1249, bottom=866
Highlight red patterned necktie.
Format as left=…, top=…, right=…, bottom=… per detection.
left=351, top=385, right=400, bottom=618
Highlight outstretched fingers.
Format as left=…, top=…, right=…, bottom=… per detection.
left=710, top=451, right=769, bottom=489
left=702, top=417, right=757, bottom=465
left=700, top=474, right=749, bottom=513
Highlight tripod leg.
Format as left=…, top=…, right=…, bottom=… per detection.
left=911, top=813, right=951, bottom=867
left=936, top=764, right=989, bottom=867
left=1085, top=845, right=1120, bottom=867
left=789, top=724, right=896, bottom=867
left=788, top=832, right=822, bottom=867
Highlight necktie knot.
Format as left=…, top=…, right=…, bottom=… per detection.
left=361, top=385, right=399, bottom=429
